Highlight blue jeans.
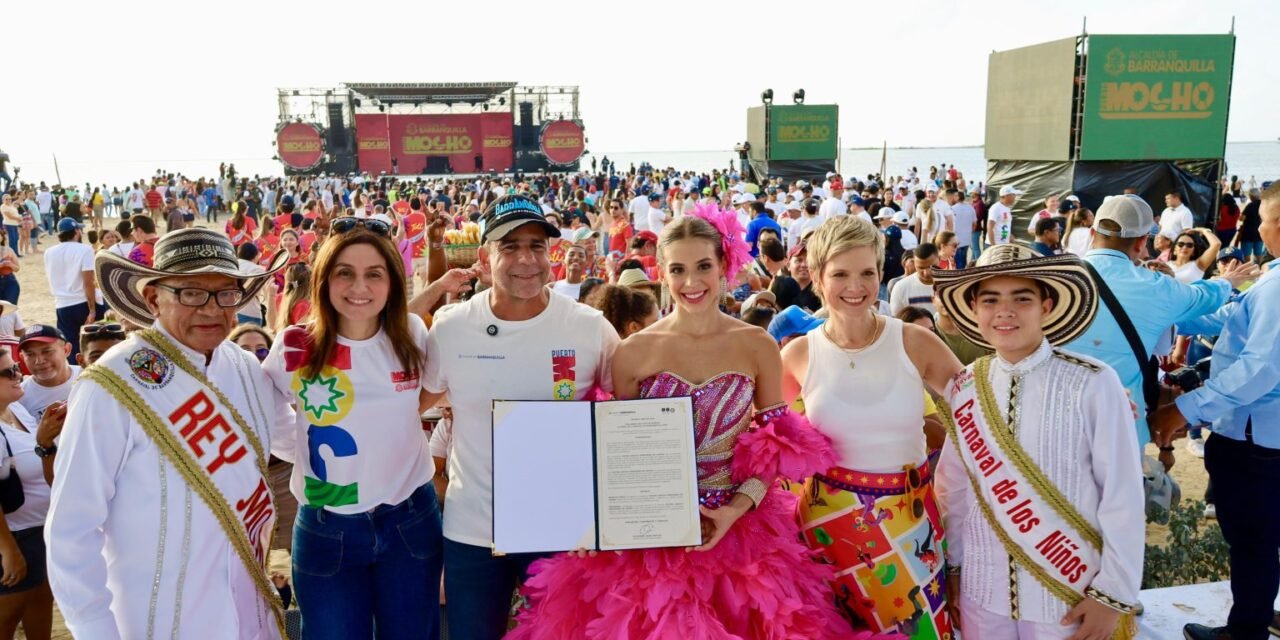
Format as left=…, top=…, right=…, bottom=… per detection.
left=955, top=245, right=970, bottom=270
left=4, top=226, right=19, bottom=257
left=292, top=483, right=443, bottom=640
left=56, top=301, right=106, bottom=364
left=443, top=538, right=546, bottom=640
left=0, top=273, right=19, bottom=306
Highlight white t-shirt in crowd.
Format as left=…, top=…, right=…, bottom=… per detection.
left=647, top=206, right=669, bottom=237
left=424, top=290, right=620, bottom=547
left=629, top=195, right=650, bottom=232
left=988, top=202, right=1014, bottom=245
left=44, top=242, right=103, bottom=309
left=787, top=215, right=824, bottom=249
left=1065, top=228, right=1092, bottom=257
left=0, top=312, right=24, bottom=337
left=20, top=365, right=81, bottom=420
left=550, top=279, right=584, bottom=301
left=263, top=317, right=435, bottom=515
left=108, top=241, right=136, bottom=259
left=126, top=188, right=145, bottom=210
left=1026, top=209, right=1055, bottom=236
left=888, top=273, right=936, bottom=316
left=35, top=191, right=53, bottom=215
left=1173, top=261, right=1206, bottom=284
left=818, top=197, right=848, bottom=220
left=0, top=404, right=51, bottom=531
left=1159, top=204, right=1194, bottom=240
left=950, top=203, right=977, bottom=246
left=236, top=259, right=265, bottom=321
left=899, top=227, right=919, bottom=251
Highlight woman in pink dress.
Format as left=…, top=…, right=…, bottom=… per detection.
left=507, top=204, right=897, bottom=640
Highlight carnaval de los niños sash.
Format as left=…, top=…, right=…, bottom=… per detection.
left=941, top=357, right=1105, bottom=606
left=81, top=330, right=284, bottom=635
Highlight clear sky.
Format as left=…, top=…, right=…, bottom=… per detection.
left=5, top=0, right=1277, bottom=182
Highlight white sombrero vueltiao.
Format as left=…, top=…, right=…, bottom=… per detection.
left=95, top=228, right=289, bottom=328
left=932, top=244, right=1098, bottom=351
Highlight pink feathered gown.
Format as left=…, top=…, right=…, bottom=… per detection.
left=506, top=372, right=900, bottom=640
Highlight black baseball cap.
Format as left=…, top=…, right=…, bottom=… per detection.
left=20, top=324, right=68, bottom=348
left=481, top=195, right=561, bottom=243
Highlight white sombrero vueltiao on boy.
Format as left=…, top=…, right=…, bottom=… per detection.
left=930, top=244, right=1145, bottom=640
left=46, top=228, right=292, bottom=639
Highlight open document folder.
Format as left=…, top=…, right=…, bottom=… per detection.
left=491, top=397, right=702, bottom=554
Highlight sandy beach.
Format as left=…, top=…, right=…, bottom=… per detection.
left=8, top=222, right=1203, bottom=638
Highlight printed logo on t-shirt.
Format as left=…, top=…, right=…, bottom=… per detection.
left=390, top=369, right=420, bottom=392
left=283, top=330, right=360, bottom=508
left=551, top=349, right=577, bottom=400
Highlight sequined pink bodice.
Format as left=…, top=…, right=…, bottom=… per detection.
left=639, top=372, right=755, bottom=492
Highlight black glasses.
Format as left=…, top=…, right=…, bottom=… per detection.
left=1175, top=242, right=1196, bottom=248
left=154, top=284, right=246, bottom=308
left=81, top=323, right=125, bottom=338
left=331, top=217, right=391, bottom=236
left=0, top=365, right=21, bottom=381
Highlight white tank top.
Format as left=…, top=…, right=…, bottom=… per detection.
left=802, top=316, right=927, bottom=472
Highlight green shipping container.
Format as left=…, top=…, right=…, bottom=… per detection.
left=1080, top=34, right=1234, bottom=160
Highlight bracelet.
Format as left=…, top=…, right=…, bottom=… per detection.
left=1085, top=586, right=1137, bottom=614
left=735, top=478, right=768, bottom=509
left=945, top=564, right=962, bottom=576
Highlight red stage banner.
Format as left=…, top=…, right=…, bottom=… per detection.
left=540, top=120, right=585, bottom=165
left=355, top=113, right=513, bottom=175
left=277, top=123, right=326, bottom=170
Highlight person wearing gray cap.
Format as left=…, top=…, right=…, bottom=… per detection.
left=1063, top=195, right=1258, bottom=461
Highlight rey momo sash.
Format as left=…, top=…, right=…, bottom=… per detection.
left=81, top=329, right=284, bottom=635
left=941, top=357, right=1132, bottom=638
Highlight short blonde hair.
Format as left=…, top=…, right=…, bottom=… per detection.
left=806, top=215, right=885, bottom=281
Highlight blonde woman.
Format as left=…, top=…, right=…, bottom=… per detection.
left=783, top=215, right=962, bottom=638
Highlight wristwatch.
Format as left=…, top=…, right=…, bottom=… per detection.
left=34, top=443, right=57, bottom=458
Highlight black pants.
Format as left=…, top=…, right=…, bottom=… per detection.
left=1206, top=429, right=1280, bottom=640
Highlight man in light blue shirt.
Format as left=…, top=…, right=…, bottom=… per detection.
left=1154, top=182, right=1280, bottom=640
left=1065, top=195, right=1254, bottom=447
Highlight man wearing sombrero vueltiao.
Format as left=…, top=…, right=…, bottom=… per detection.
left=931, top=245, right=1145, bottom=640
left=43, top=228, right=293, bottom=639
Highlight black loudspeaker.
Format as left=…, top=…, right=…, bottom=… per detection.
left=518, top=102, right=536, bottom=148
left=327, top=104, right=347, bottom=150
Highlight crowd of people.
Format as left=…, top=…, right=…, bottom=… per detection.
left=0, top=160, right=1272, bottom=640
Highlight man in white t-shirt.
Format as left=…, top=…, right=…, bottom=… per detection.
left=894, top=210, right=920, bottom=251
left=847, top=196, right=873, bottom=224
left=1026, top=195, right=1060, bottom=236
left=44, top=218, right=105, bottom=363
left=786, top=199, right=825, bottom=250
left=889, top=242, right=940, bottom=316
left=818, top=177, right=848, bottom=220
left=947, top=188, right=977, bottom=268
left=987, top=185, right=1020, bottom=246
left=17, top=324, right=80, bottom=419
left=1159, top=191, right=1194, bottom=240
left=549, top=244, right=588, bottom=301
left=423, top=194, right=620, bottom=640
left=646, top=192, right=672, bottom=237
left=628, top=190, right=651, bottom=232
left=914, top=183, right=952, bottom=242
left=126, top=183, right=146, bottom=214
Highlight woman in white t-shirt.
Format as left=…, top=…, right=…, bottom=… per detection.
left=263, top=222, right=462, bottom=639
left=1170, top=228, right=1220, bottom=284
left=0, top=348, right=65, bottom=640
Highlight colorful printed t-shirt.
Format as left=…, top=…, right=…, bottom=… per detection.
left=263, top=316, right=433, bottom=514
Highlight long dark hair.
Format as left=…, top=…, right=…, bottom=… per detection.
left=302, top=229, right=423, bottom=377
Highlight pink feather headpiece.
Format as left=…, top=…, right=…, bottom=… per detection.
left=687, top=202, right=752, bottom=282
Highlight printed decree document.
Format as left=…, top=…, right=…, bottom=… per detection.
left=491, top=398, right=700, bottom=554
